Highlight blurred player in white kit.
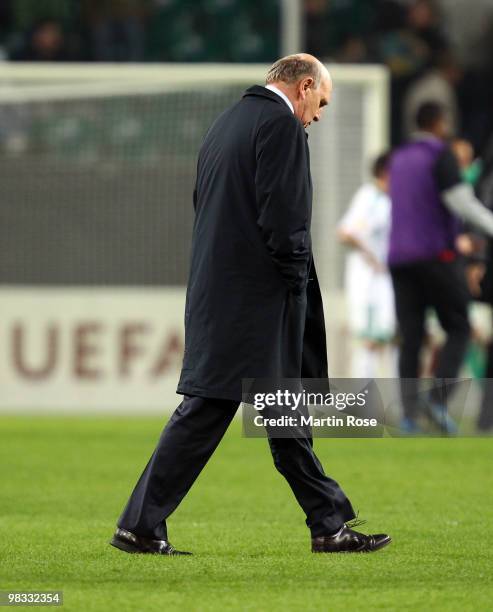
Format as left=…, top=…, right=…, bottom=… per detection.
left=338, top=153, right=397, bottom=377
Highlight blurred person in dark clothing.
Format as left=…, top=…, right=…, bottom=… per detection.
left=304, top=0, right=331, bottom=58
left=449, top=137, right=493, bottom=433
left=9, top=19, right=70, bottom=61
left=451, top=137, right=486, bottom=280
left=304, top=0, right=375, bottom=61
left=378, top=0, right=450, bottom=144
left=0, top=1, right=12, bottom=52
left=389, top=102, right=493, bottom=433
left=403, top=52, right=462, bottom=139
left=474, top=134, right=493, bottom=432
left=335, top=33, right=371, bottom=64
left=406, top=0, right=448, bottom=56
left=82, top=0, right=146, bottom=62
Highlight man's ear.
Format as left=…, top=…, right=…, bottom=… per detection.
left=299, top=77, right=314, bottom=100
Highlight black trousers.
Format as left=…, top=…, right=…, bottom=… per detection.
left=118, top=395, right=355, bottom=539
left=391, top=259, right=471, bottom=418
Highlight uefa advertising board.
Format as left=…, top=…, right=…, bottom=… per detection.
left=0, top=288, right=186, bottom=412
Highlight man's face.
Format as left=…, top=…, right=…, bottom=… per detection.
left=379, top=171, right=390, bottom=193
left=438, top=116, right=452, bottom=140
left=300, top=75, right=332, bottom=128
left=33, top=22, right=63, bottom=55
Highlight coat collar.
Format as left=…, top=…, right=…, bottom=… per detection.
left=243, top=85, right=309, bottom=139
left=243, top=85, right=293, bottom=112
left=265, top=84, right=294, bottom=113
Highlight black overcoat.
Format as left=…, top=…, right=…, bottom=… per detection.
left=177, top=85, right=328, bottom=402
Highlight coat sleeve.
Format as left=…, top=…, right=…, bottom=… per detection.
left=255, top=113, right=311, bottom=295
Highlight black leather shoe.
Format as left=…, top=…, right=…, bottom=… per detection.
left=110, top=528, right=192, bottom=555
left=312, top=526, right=391, bottom=553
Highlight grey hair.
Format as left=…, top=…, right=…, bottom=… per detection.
left=265, top=55, right=322, bottom=88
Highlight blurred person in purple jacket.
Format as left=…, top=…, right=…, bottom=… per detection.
left=389, top=101, right=493, bottom=433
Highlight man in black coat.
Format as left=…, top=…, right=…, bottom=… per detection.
left=111, top=54, right=391, bottom=555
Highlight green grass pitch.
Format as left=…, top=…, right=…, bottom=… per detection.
left=1, top=415, right=492, bottom=611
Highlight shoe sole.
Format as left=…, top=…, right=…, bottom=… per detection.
left=109, top=536, right=192, bottom=556
left=312, top=535, right=392, bottom=553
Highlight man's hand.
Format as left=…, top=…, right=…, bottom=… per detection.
left=338, top=229, right=386, bottom=273
left=465, top=262, right=486, bottom=297
left=455, top=232, right=486, bottom=256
